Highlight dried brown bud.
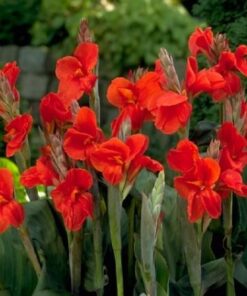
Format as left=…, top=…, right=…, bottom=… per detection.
left=213, top=33, right=230, bottom=61
left=77, top=19, right=93, bottom=44
left=128, top=67, right=148, bottom=83
left=49, top=133, right=68, bottom=178
left=159, top=48, right=181, bottom=93
left=0, top=73, right=19, bottom=121
left=207, top=139, right=220, bottom=159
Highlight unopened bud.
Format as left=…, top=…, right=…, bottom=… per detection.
left=77, top=19, right=93, bottom=43
left=207, top=139, right=220, bottom=159
left=159, top=48, right=181, bottom=93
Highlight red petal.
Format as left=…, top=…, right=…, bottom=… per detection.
left=235, top=45, right=247, bottom=76
left=65, top=168, right=93, bottom=191
left=107, top=77, right=135, bottom=108
left=200, top=188, right=222, bottom=219
left=20, top=167, right=41, bottom=188
left=2, top=200, right=24, bottom=227
left=103, top=165, right=124, bottom=185
left=74, top=43, right=99, bottom=73
left=56, top=56, right=81, bottom=80
left=125, top=134, right=148, bottom=161
left=197, top=158, right=220, bottom=186
left=0, top=168, right=13, bottom=199
left=174, top=176, right=199, bottom=199
left=74, top=107, right=98, bottom=136
left=187, top=192, right=204, bottom=222
left=167, top=139, right=199, bottom=174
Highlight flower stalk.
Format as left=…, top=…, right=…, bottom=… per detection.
left=108, top=185, right=124, bottom=296
left=18, top=225, right=42, bottom=277
left=90, top=169, right=104, bottom=295
left=223, top=195, right=235, bottom=296
left=69, top=230, right=83, bottom=296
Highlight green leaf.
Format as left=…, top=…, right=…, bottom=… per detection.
left=135, top=169, right=157, bottom=197
left=162, top=186, right=186, bottom=282
left=201, top=258, right=226, bottom=293
left=201, top=231, right=215, bottom=264
left=175, top=258, right=226, bottom=295
left=150, top=171, right=165, bottom=227
left=0, top=200, right=71, bottom=295
left=0, top=158, right=26, bottom=203
left=180, top=199, right=202, bottom=296
left=155, top=249, right=169, bottom=292
left=0, top=229, right=37, bottom=296
left=234, top=257, right=247, bottom=288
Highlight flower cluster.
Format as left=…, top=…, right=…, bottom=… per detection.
left=0, top=25, right=247, bottom=233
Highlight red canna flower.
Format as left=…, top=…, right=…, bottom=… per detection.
left=216, top=122, right=247, bottom=197
left=40, top=92, right=72, bottom=124
left=51, top=168, right=93, bottom=231
left=90, top=134, right=163, bottom=185
left=167, top=139, right=200, bottom=174
left=63, top=107, right=104, bottom=161
left=0, top=168, right=24, bottom=233
left=167, top=139, right=222, bottom=222
left=185, top=56, right=226, bottom=99
left=150, top=91, right=192, bottom=134
left=154, top=59, right=167, bottom=87
left=20, top=146, right=59, bottom=188
left=1, top=62, right=20, bottom=101
left=4, top=114, right=33, bottom=157
left=217, top=122, right=247, bottom=172
left=188, top=27, right=214, bottom=60
left=56, top=42, right=98, bottom=103
left=211, top=51, right=242, bottom=101
left=107, top=72, right=160, bottom=135
left=235, top=45, right=247, bottom=76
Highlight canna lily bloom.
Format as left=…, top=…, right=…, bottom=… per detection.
left=188, top=27, right=214, bottom=61
left=107, top=72, right=160, bottom=135
left=218, top=169, right=247, bottom=198
left=56, top=42, right=98, bottom=103
left=217, top=122, right=247, bottom=172
left=90, top=134, right=163, bottom=186
left=167, top=139, right=200, bottom=174
left=185, top=56, right=226, bottom=99
left=211, top=51, right=242, bottom=101
left=20, top=146, right=59, bottom=188
left=40, top=92, right=72, bottom=124
left=0, top=168, right=24, bottom=233
left=150, top=91, right=192, bottom=134
left=4, top=114, right=33, bottom=157
left=1, top=61, right=20, bottom=101
left=63, top=107, right=104, bottom=161
left=167, top=139, right=222, bottom=222
left=51, top=168, right=93, bottom=231
left=235, top=45, right=247, bottom=76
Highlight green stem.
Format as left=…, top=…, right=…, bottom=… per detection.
left=108, top=186, right=124, bottom=296
left=223, top=195, right=235, bottom=296
left=69, top=230, right=83, bottom=296
left=179, top=198, right=202, bottom=296
left=19, top=226, right=42, bottom=277
left=127, top=197, right=135, bottom=289
left=90, top=169, right=104, bottom=295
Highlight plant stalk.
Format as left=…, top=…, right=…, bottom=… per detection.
left=69, top=230, right=83, bottom=296
left=127, top=196, right=135, bottom=290
left=223, top=195, right=235, bottom=296
left=19, top=226, right=42, bottom=277
left=90, top=169, right=104, bottom=295
left=108, top=185, right=124, bottom=296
